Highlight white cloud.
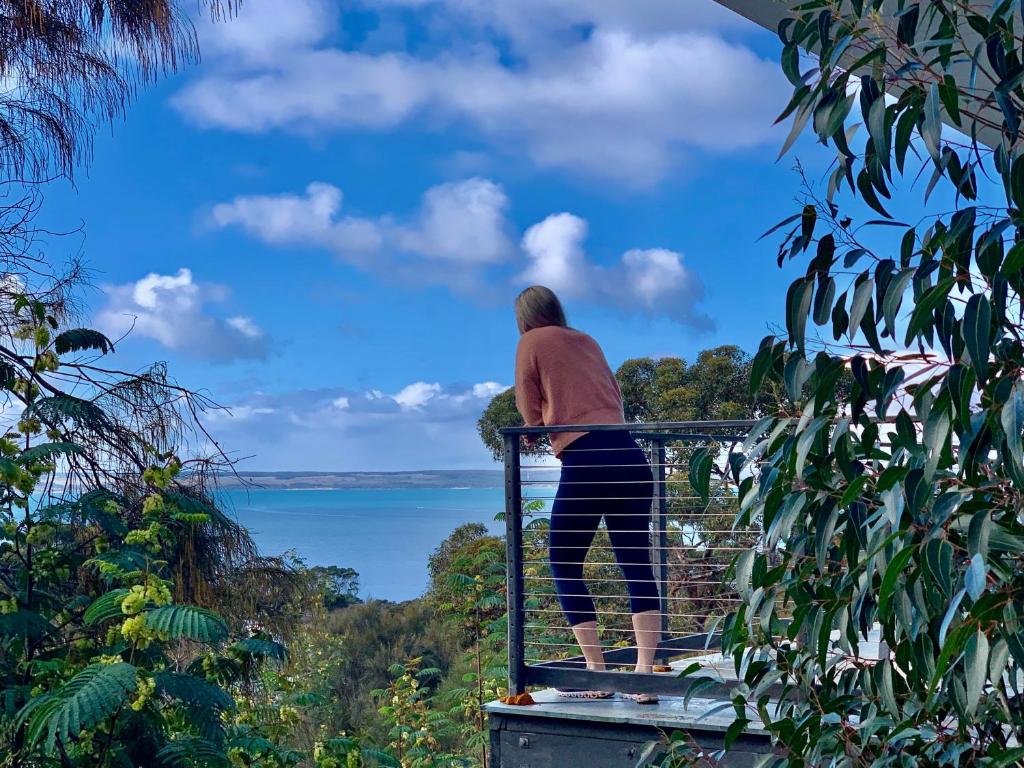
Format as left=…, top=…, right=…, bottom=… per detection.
left=211, top=177, right=512, bottom=283
left=226, top=316, right=266, bottom=340
left=470, top=381, right=504, bottom=398
left=518, top=214, right=712, bottom=330
left=622, top=249, right=689, bottom=307
left=393, top=382, right=443, bottom=409
left=396, top=178, right=512, bottom=263
left=198, top=0, right=332, bottom=63
left=520, top=213, right=591, bottom=297
left=96, top=268, right=271, bottom=361
left=364, top=0, right=749, bottom=45
left=175, top=0, right=788, bottom=184
left=211, top=177, right=713, bottom=328
left=205, top=380, right=509, bottom=470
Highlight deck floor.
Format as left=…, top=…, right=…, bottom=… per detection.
left=486, top=688, right=765, bottom=733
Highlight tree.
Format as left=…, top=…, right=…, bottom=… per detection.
left=700, top=2, right=1024, bottom=765
left=0, top=0, right=229, bottom=183
left=310, top=565, right=362, bottom=611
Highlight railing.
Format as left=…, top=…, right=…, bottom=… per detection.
left=501, top=420, right=758, bottom=698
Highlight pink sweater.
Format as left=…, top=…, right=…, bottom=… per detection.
left=514, top=325, right=625, bottom=456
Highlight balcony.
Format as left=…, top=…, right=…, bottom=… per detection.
left=486, top=420, right=776, bottom=767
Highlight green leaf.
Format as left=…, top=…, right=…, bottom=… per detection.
left=801, top=204, right=816, bottom=244
left=967, top=511, right=991, bottom=560
left=1001, top=241, right=1024, bottom=276
left=156, top=737, right=230, bottom=767
left=857, top=169, right=893, bottom=217
left=1001, top=381, right=1024, bottom=471
left=905, top=279, right=954, bottom=344
left=18, top=663, right=137, bottom=753
left=735, top=549, right=756, bottom=597
left=18, top=442, right=84, bottom=464
left=879, top=545, right=916, bottom=615
left=724, top=717, right=749, bottom=750
left=796, top=416, right=827, bottom=477
left=882, top=268, right=915, bottom=337
left=683, top=676, right=725, bottom=709
left=155, top=671, right=236, bottom=711
left=848, top=277, right=874, bottom=334
left=28, top=395, right=110, bottom=430
left=922, top=83, right=943, bottom=161
left=53, top=328, right=114, bottom=356
left=778, top=103, right=813, bottom=160
left=989, top=749, right=1024, bottom=768
left=146, top=605, right=228, bottom=645
left=786, top=279, right=814, bottom=354
left=83, top=589, right=129, bottom=626
left=964, top=630, right=989, bottom=716
left=688, top=448, right=712, bottom=504
left=962, top=293, right=992, bottom=381
left=813, top=276, right=836, bottom=326
left=965, top=553, right=986, bottom=600
left=938, top=589, right=966, bottom=646
left=232, top=636, right=289, bottom=663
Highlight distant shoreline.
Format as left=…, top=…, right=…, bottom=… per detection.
left=214, top=469, right=515, bottom=491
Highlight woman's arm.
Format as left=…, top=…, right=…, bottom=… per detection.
left=514, top=340, right=543, bottom=437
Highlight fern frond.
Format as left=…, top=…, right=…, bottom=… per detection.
left=156, top=737, right=230, bottom=767
left=83, top=589, right=129, bottom=626
left=29, top=394, right=110, bottom=430
left=19, top=662, right=136, bottom=752
left=145, top=605, right=227, bottom=645
left=53, top=328, right=114, bottom=356
left=85, top=549, right=148, bottom=576
left=18, top=442, right=84, bottom=464
left=155, top=671, right=234, bottom=711
left=361, top=747, right=401, bottom=767
left=76, top=490, right=128, bottom=536
left=226, top=735, right=276, bottom=757
left=230, top=636, right=288, bottom=663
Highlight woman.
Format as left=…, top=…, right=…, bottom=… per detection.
left=513, top=285, right=661, bottom=704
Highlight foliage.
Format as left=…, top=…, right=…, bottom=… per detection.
left=705, top=2, right=1024, bottom=765
left=372, top=660, right=467, bottom=768
left=428, top=530, right=508, bottom=767
left=0, top=0, right=234, bottom=183
left=323, top=600, right=461, bottom=739
left=475, top=389, right=549, bottom=461
left=309, top=565, right=362, bottom=611
left=0, top=408, right=264, bottom=766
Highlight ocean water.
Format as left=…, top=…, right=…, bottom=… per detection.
left=218, top=487, right=506, bottom=601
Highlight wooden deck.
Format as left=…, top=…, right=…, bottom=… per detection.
left=486, top=652, right=775, bottom=767
left=486, top=688, right=773, bottom=767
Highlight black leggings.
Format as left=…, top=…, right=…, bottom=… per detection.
left=549, top=430, right=660, bottom=626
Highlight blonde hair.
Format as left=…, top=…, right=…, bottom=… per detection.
left=515, top=285, right=567, bottom=334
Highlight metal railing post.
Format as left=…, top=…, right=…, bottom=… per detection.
left=503, top=432, right=525, bottom=695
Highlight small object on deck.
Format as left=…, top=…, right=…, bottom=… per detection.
left=620, top=692, right=659, bottom=705
left=499, top=692, right=537, bottom=706
left=652, top=665, right=673, bottom=673
left=554, top=689, right=614, bottom=700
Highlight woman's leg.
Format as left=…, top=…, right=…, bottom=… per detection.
left=630, top=609, right=662, bottom=674
left=549, top=483, right=603, bottom=669
left=605, top=461, right=661, bottom=674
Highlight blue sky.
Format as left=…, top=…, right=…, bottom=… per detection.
left=43, top=0, right=861, bottom=470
